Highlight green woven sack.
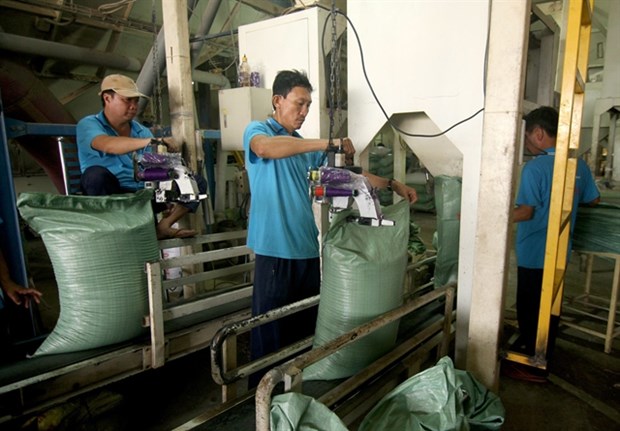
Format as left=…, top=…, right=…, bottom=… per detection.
left=304, top=201, right=409, bottom=381
left=358, top=357, right=505, bottom=431
left=433, top=176, right=461, bottom=288
left=17, top=190, right=159, bottom=356
left=270, top=393, right=348, bottom=431
left=573, top=203, right=620, bottom=254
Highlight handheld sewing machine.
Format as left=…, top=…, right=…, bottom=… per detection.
left=134, top=149, right=207, bottom=204
left=309, top=166, right=394, bottom=227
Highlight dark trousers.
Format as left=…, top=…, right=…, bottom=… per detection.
left=516, top=266, right=559, bottom=358
left=249, top=255, right=320, bottom=385
left=80, top=165, right=136, bottom=196
left=80, top=165, right=206, bottom=213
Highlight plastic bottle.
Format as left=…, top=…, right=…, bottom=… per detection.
left=335, top=139, right=346, bottom=168
left=238, top=55, right=251, bottom=87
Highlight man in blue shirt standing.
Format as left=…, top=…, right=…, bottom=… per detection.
left=512, top=106, right=600, bottom=365
left=77, top=74, right=205, bottom=239
left=243, top=70, right=417, bottom=374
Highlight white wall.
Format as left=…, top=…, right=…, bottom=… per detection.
left=347, top=0, right=488, bottom=167
left=347, top=0, right=489, bottom=364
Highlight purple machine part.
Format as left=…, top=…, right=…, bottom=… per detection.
left=139, top=152, right=182, bottom=169
left=320, top=167, right=352, bottom=185
left=137, top=167, right=171, bottom=181
left=326, top=187, right=355, bottom=197
left=317, top=186, right=356, bottom=197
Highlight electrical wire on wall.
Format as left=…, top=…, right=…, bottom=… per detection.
left=317, top=4, right=488, bottom=139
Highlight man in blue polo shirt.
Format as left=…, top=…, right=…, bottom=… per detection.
left=77, top=74, right=206, bottom=239
left=243, top=70, right=417, bottom=373
left=513, top=106, right=600, bottom=362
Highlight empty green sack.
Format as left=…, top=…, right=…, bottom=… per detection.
left=270, top=392, right=348, bottom=431
left=358, top=356, right=505, bottom=431
left=17, top=190, right=159, bottom=356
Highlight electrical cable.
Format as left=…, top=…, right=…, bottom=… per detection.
left=316, top=4, right=486, bottom=138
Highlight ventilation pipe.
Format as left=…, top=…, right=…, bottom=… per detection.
left=0, top=32, right=142, bottom=72
left=190, top=0, right=223, bottom=64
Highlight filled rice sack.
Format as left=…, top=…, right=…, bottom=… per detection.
left=304, top=200, right=409, bottom=381
left=17, top=190, right=159, bottom=356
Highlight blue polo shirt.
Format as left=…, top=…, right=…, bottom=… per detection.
left=516, top=148, right=600, bottom=268
left=243, top=118, right=324, bottom=259
left=76, top=111, right=153, bottom=190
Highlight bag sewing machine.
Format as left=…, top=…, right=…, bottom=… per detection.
left=134, top=149, right=206, bottom=204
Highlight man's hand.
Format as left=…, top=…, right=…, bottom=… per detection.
left=3, top=280, right=42, bottom=309
left=339, top=138, right=355, bottom=157
left=513, top=204, right=534, bottom=222
left=161, top=137, right=181, bottom=153
left=391, top=180, right=418, bottom=204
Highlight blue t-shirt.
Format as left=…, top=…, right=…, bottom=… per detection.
left=515, top=148, right=600, bottom=268
left=76, top=111, right=153, bottom=190
left=243, top=118, right=324, bottom=259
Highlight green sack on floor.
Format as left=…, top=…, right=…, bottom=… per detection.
left=17, top=190, right=159, bottom=356
left=270, top=392, right=348, bottom=431
left=303, top=201, right=409, bottom=381
left=358, top=356, right=505, bottom=431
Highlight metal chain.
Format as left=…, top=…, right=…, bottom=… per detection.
left=151, top=0, right=163, bottom=134
left=336, top=34, right=343, bottom=138
left=328, top=0, right=337, bottom=145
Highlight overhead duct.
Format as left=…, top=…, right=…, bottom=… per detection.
left=0, top=32, right=142, bottom=72
left=191, top=0, right=223, bottom=64
left=188, top=69, right=230, bottom=88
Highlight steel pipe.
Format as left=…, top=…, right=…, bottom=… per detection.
left=0, top=32, right=141, bottom=71
left=210, top=294, right=320, bottom=385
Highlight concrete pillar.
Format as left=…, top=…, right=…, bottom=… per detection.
left=162, top=0, right=201, bottom=298
left=162, top=0, right=199, bottom=171
left=466, top=0, right=530, bottom=392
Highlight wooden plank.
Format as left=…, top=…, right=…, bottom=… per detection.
left=147, top=261, right=166, bottom=368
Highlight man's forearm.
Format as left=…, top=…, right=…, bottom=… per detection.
left=92, top=135, right=151, bottom=154
left=513, top=205, right=534, bottom=222
left=250, top=136, right=328, bottom=159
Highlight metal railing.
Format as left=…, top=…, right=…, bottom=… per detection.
left=254, top=284, right=455, bottom=430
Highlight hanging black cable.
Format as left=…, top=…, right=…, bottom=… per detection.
left=317, top=4, right=485, bottom=139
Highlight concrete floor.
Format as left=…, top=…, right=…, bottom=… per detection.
left=2, top=177, right=620, bottom=430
